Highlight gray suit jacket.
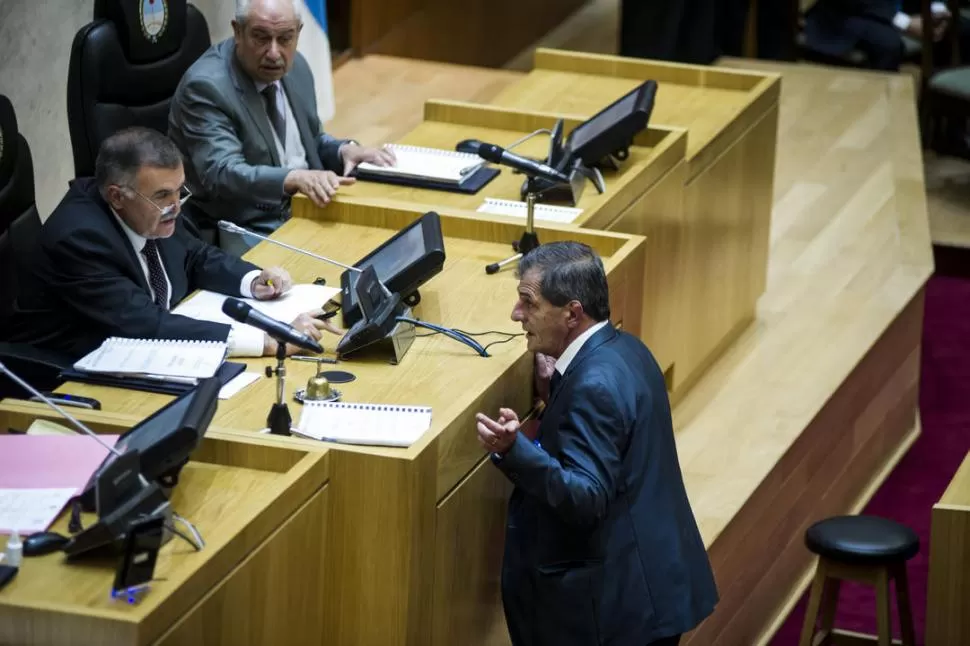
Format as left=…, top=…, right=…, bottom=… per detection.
left=168, top=38, right=347, bottom=235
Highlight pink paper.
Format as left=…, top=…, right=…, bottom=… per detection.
left=0, top=434, right=120, bottom=493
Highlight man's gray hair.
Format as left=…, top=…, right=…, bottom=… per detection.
left=94, top=127, right=183, bottom=197
left=517, top=241, right=611, bottom=322
left=234, top=0, right=303, bottom=25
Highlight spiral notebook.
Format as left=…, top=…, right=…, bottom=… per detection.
left=73, top=337, right=227, bottom=382
left=296, top=401, right=433, bottom=448
left=477, top=198, right=584, bottom=224
left=355, top=144, right=485, bottom=185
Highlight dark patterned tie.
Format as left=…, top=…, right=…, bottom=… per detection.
left=261, top=83, right=286, bottom=143
left=142, top=239, right=169, bottom=309
left=549, top=370, right=563, bottom=399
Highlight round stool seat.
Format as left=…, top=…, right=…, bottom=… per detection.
left=805, top=516, right=919, bottom=565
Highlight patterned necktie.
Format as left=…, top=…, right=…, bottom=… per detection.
left=549, top=370, right=563, bottom=399
left=142, top=239, right=169, bottom=309
left=261, top=83, right=286, bottom=143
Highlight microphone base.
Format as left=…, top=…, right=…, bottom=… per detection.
left=267, top=402, right=293, bottom=436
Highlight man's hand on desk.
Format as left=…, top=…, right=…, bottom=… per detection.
left=340, top=142, right=396, bottom=176
left=251, top=267, right=292, bottom=300
left=261, top=308, right=342, bottom=356
left=283, top=169, right=356, bottom=207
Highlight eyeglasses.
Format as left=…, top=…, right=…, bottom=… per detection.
left=125, top=184, right=192, bottom=217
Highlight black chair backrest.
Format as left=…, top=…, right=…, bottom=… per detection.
left=0, top=95, right=36, bottom=238
left=0, top=205, right=42, bottom=322
left=67, top=0, right=211, bottom=177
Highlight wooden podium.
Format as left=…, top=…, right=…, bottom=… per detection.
left=0, top=413, right=331, bottom=646
left=339, top=49, right=780, bottom=397
left=16, top=199, right=645, bottom=646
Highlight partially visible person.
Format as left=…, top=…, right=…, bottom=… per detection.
left=476, top=242, right=718, bottom=646
left=169, top=0, right=394, bottom=255
left=619, top=0, right=721, bottom=63
left=6, top=127, right=333, bottom=360
left=804, top=0, right=966, bottom=71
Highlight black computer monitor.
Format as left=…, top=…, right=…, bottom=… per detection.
left=566, top=79, right=658, bottom=165
left=340, top=211, right=446, bottom=327
left=78, top=377, right=221, bottom=511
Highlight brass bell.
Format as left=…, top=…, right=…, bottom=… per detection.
left=305, top=363, right=332, bottom=401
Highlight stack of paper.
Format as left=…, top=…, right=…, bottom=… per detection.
left=0, top=434, right=119, bottom=534
left=173, top=283, right=341, bottom=329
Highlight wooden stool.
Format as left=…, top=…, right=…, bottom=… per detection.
left=799, top=515, right=919, bottom=646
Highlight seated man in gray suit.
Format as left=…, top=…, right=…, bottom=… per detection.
left=169, top=0, right=394, bottom=255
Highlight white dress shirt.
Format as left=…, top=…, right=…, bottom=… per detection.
left=111, top=211, right=265, bottom=356
left=554, top=320, right=610, bottom=376
left=255, top=79, right=310, bottom=171
left=894, top=2, right=947, bottom=31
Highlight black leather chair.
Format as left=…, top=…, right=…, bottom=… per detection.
left=0, top=94, right=71, bottom=398
left=0, top=96, right=35, bottom=238
left=67, top=0, right=210, bottom=178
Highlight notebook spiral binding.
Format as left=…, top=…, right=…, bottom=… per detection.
left=303, top=401, right=432, bottom=414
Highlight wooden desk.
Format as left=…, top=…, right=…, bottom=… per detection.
left=41, top=200, right=646, bottom=646
left=0, top=412, right=331, bottom=646
left=488, top=48, right=781, bottom=395
left=926, top=450, right=970, bottom=645
left=340, top=101, right=687, bottom=376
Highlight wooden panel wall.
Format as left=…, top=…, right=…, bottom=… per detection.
left=351, top=0, right=588, bottom=67
left=685, top=290, right=925, bottom=645
left=158, top=486, right=331, bottom=646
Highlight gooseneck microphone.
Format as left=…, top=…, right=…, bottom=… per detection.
left=221, top=298, right=323, bottom=353
left=476, top=143, right=571, bottom=185
left=217, top=220, right=362, bottom=273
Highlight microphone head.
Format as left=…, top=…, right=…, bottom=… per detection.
left=476, top=143, right=504, bottom=164
left=455, top=138, right=484, bottom=154
left=221, top=297, right=252, bottom=323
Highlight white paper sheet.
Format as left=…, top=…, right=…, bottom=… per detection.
left=0, top=488, right=77, bottom=534
left=173, top=283, right=341, bottom=329
left=218, top=372, right=262, bottom=400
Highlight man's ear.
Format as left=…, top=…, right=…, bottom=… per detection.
left=231, top=20, right=243, bottom=39
left=104, top=185, right=125, bottom=211
left=565, top=301, right=585, bottom=329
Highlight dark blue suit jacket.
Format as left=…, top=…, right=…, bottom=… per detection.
left=495, top=324, right=718, bottom=645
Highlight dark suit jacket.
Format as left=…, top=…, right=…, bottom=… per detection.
left=804, top=0, right=899, bottom=58
left=6, top=178, right=260, bottom=360
left=495, top=324, right=718, bottom=645
left=168, top=38, right=348, bottom=234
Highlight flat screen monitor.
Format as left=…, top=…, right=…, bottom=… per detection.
left=566, top=79, right=658, bottom=165
left=340, top=211, right=446, bottom=327
left=78, top=377, right=221, bottom=511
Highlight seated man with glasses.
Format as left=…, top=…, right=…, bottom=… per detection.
left=6, top=127, right=334, bottom=360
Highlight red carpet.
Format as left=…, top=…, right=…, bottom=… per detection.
left=770, top=273, right=970, bottom=645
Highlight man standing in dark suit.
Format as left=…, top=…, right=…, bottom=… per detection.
left=7, top=127, right=331, bottom=361
left=476, top=242, right=718, bottom=646
left=169, top=0, right=395, bottom=255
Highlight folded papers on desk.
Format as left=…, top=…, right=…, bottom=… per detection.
left=0, top=434, right=120, bottom=533
left=295, top=401, right=432, bottom=447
